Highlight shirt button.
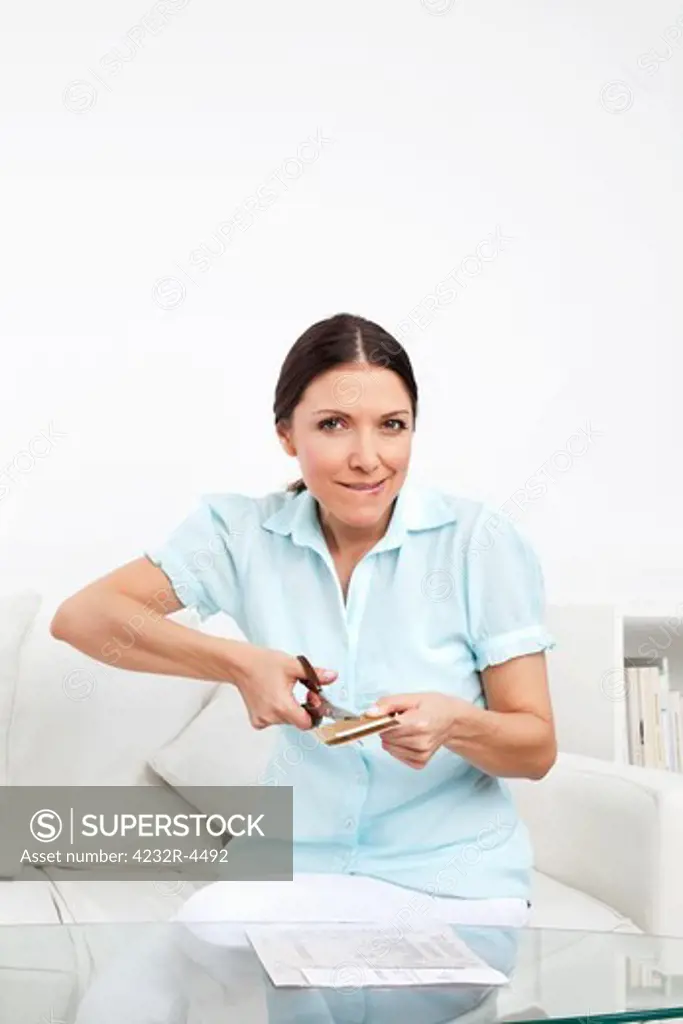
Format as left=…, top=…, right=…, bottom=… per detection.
left=340, top=687, right=348, bottom=700
left=344, top=817, right=355, bottom=830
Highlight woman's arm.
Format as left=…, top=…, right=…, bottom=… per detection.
left=366, top=652, right=556, bottom=781
left=443, top=652, right=557, bottom=780
left=51, top=556, right=337, bottom=729
left=50, top=556, right=254, bottom=684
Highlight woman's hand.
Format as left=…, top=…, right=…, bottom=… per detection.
left=232, top=644, right=338, bottom=731
left=365, top=692, right=472, bottom=769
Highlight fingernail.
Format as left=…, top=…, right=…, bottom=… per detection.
left=365, top=704, right=380, bottom=716
left=321, top=670, right=336, bottom=680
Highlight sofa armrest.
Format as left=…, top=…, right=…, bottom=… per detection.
left=509, top=752, right=683, bottom=937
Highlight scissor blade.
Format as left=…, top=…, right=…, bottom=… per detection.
left=318, top=699, right=355, bottom=721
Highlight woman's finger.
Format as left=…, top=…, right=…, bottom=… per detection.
left=378, top=733, right=428, bottom=757
left=280, top=693, right=319, bottom=730
left=384, top=725, right=436, bottom=749
left=365, top=694, right=421, bottom=717
left=313, top=665, right=338, bottom=684
left=372, top=709, right=425, bottom=734
left=385, top=747, right=424, bottom=769
left=287, top=656, right=337, bottom=685
left=380, top=722, right=425, bottom=741
left=383, top=743, right=429, bottom=761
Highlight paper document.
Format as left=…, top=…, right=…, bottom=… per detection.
left=246, top=923, right=510, bottom=988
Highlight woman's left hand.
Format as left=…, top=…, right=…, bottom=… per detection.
left=365, top=692, right=473, bottom=769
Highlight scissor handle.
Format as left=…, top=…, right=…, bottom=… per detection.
left=296, top=654, right=322, bottom=693
left=297, top=654, right=324, bottom=726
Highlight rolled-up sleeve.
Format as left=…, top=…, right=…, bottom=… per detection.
left=143, top=496, right=242, bottom=623
left=465, top=507, right=556, bottom=672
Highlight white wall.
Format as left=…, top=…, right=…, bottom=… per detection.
left=1, top=0, right=682, bottom=608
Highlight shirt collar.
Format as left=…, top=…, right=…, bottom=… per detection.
left=262, top=478, right=458, bottom=557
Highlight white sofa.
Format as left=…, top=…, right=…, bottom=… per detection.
left=2, top=590, right=683, bottom=939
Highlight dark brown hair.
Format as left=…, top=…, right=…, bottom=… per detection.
left=273, top=312, right=418, bottom=493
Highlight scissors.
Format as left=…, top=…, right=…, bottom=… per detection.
left=296, top=654, right=356, bottom=727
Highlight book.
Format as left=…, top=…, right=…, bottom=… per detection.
left=669, top=691, right=683, bottom=772
left=658, top=660, right=672, bottom=770
left=636, top=665, right=659, bottom=768
left=626, top=657, right=674, bottom=771
left=625, top=665, right=643, bottom=766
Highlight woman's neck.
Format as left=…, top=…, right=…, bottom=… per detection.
left=316, top=500, right=394, bottom=559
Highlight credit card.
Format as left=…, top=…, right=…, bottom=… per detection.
left=314, top=713, right=399, bottom=746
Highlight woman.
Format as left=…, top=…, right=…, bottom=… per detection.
left=53, top=311, right=556, bottom=958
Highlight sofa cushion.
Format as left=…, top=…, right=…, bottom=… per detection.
left=529, top=870, right=640, bottom=933
left=0, top=591, right=41, bottom=879
left=9, top=599, right=219, bottom=786
left=149, top=681, right=277, bottom=792
left=47, top=876, right=209, bottom=923
left=0, top=867, right=63, bottom=925
left=0, top=869, right=80, bottom=1024
left=0, top=589, right=41, bottom=786
left=510, top=754, right=683, bottom=937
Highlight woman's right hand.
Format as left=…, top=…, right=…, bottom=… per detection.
left=232, top=645, right=338, bottom=731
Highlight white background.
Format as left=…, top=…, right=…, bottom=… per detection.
left=1, top=0, right=682, bottom=607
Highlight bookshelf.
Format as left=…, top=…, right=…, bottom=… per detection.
left=545, top=604, right=683, bottom=772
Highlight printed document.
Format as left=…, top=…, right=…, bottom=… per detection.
left=246, top=923, right=510, bottom=988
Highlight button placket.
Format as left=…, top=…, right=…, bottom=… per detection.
left=343, top=556, right=377, bottom=708
left=314, top=543, right=376, bottom=853
left=311, top=534, right=378, bottom=709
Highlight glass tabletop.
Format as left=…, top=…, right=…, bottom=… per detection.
left=2, top=919, right=683, bottom=1024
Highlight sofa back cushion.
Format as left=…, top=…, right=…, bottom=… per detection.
left=149, top=682, right=278, bottom=792
left=0, top=590, right=42, bottom=786
left=7, top=598, right=236, bottom=786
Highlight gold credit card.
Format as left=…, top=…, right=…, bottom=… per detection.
left=314, top=713, right=400, bottom=746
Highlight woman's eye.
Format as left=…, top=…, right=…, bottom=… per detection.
left=318, top=418, right=408, bottom=431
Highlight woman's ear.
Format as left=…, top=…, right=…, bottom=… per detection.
left=276, top=422, right=296, bottom=457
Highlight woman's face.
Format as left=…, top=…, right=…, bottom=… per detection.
left=277, top=362, right=414, bottom=529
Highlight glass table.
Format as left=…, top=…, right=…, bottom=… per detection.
left=2, top=919, right=683, bottom=1024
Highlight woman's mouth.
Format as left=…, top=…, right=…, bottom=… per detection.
left=338, top=478, right=388, bottom=495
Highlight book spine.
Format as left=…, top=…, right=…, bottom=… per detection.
left=639, top=667, right=658, bottom=769
left=657, top=660, right=670, bottom=770
left=671, top=692, right=683, bottom=773
left=625, top=665, right=643, bottom=766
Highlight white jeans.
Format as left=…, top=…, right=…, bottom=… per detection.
left=175, top=872, right=531, bottom=942
left=75, top=874, right=530, bottom=1024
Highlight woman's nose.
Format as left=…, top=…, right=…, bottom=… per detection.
left=349, top=435, right=381, bottom=470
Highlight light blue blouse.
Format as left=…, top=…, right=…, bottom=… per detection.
left=145, top=478, right=556, bottom=900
